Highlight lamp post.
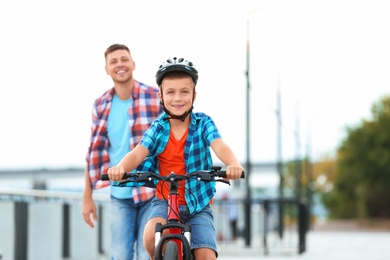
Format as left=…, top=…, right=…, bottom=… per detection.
left=305, top=118, right=314, bottom=230
left=295, top=100, right=302, bottom=200
left=276, top=69, right=284, bottom=239
left=244, top=9, right=252, bottom=248
left=244, top=6, right=268, bottom=247
left=303, top=109, right=332, bottom=230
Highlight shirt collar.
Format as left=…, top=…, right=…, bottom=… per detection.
left=101, top=80, right=141, bottom=102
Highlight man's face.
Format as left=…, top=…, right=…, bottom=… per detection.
left=105, top=49, right=135, bottom=84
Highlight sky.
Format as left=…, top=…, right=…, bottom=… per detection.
left=1, top=0, right=390, bottom=170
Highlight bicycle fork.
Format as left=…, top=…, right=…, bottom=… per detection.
left=154, top=184, right=192, bottom=260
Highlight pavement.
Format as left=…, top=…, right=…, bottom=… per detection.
left=217, top=220, right=390, bottom=260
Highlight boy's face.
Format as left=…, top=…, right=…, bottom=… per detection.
left=105, top=49, right=136, bottom=84
left=159, top=77, right=196, bottom=117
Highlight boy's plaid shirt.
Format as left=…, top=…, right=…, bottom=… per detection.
left=138, top=112, right=222, bottom=214
left=85, top=80, right=163, bottom=202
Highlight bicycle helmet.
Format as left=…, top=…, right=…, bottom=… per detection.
left=155, top=57, right=198, bottom=86
left=156, top=57, right=197, bottom=122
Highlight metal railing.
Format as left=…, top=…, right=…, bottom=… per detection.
left=212, top=198, right=307, bottom=256
left=0, top=188, right=306, bottom=260
left=0, top=188, right=109, bottom=260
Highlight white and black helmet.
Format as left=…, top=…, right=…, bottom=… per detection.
left=155, top=57, right=198, bottom=86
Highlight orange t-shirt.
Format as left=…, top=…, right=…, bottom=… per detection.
left=157, top=128, right=188, bottom=205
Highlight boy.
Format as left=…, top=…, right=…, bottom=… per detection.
left=107, top=57, right=244, bottom=259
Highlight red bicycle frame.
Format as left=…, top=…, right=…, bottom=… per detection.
left=101, top=167, right=244, bottom=260
left=154, top=177, right=192, bottom=260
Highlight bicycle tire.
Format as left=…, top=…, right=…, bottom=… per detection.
left=164, top=241, right=179, bottom=260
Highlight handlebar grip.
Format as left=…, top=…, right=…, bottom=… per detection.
left=218, top=171, right=245, bottom=178
left=101, top=173, right=130, bottom=181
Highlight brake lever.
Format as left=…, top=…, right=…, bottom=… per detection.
left=196, top=171, right=213, bottom=181
left=215, top=178, right=231, bottom=185
left=117, top=179, right=137, bottom=186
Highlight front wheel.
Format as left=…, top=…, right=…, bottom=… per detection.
left=164, top=241, right=178, bottom=260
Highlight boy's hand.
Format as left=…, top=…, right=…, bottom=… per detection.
left=226, top=165, right=244, bottom=180
left=107, top=166, right=126, bottom=181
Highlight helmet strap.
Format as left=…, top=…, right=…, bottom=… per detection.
left=161, top=100, right=193, bottom=122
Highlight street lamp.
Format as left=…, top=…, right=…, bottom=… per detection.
left=295, top=100, right=303, bottom=200
left=304, top=109, right=333, bottom=230
left=245, top=5, right=268, bottom=248
left=276, top=69, right=284, bottom=239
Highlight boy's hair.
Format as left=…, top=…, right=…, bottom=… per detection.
left=160, top=71, right=194, bottom=87
left=104, top=44, right=130, bottom=59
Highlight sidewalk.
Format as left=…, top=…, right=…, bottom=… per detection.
left=218, top=220, right=390, bottom=260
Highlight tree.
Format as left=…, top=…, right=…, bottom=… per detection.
left=323, top=95, right=390, bottom=218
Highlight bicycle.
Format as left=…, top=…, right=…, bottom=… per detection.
left=102, top=166, right=244, bottom=260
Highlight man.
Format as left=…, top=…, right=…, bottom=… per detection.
left=82, top=44, right=163, bottom=259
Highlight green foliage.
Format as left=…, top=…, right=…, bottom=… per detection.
left=323, top=95, right=390, bottom=218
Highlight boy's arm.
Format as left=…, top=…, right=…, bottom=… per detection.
left=211, top=138, right=244, bottom=180
left=107, top=144, right=149, bottom=181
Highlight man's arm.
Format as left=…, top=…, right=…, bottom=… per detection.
left=82, top=164, right=98, bottom=228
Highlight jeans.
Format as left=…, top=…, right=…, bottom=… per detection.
left=148, top=197, right=217, bottom=255
left=110, top=196, right=152, bottom=260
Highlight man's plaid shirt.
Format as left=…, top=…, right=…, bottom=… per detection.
left=85, top=80, right=163, bottom=202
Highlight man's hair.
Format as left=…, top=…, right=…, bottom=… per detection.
left=104, top=44, right=130, bottom=59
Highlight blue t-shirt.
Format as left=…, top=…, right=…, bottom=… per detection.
left=108, top=94, right=133, bottom=199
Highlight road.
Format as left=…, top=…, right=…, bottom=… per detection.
left=218, top=221, right=390, bottom=260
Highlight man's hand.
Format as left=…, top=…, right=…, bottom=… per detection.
left=82, top=197, right=98, bottom=228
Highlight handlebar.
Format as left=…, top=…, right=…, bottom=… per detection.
left=101, top=166, right=245, bottom=186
